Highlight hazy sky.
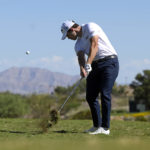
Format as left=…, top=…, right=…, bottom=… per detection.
left=0, top=0, right=150, bottom=84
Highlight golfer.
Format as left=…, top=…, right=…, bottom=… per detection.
left=61, top=20, right=119, bottom=135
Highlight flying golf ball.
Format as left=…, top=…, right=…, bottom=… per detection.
left=26, top=51, right=30, bottom=55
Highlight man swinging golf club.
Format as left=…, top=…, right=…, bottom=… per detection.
left=61, top=20, right=119, bottom=135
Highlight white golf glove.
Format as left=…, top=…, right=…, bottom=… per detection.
left=85, top=64, right=92, bottom=74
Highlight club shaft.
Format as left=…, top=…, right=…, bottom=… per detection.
left=58, top=78, right=82, bottom=113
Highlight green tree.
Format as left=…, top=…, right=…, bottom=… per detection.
left=0, top=92, right=29, bottom=118
left=54, top=79, right=86, bottom=96
left=130, top=70, right=150, bottom=109
left=54, top=86, right=68, bottom=95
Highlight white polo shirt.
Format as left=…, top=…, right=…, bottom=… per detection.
left=74, top=22, right=117, bottom=61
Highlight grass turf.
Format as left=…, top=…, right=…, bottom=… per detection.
left=0, top=118, right=150, bottom=150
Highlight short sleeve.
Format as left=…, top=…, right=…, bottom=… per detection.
left=87, top=23, right=100, bottom=39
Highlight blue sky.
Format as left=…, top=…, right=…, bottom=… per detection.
left=0, top=0, right=150, bottom=84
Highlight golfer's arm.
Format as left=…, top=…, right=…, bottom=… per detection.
left=87, top=35, right=99, bottom=64
left=77, top=51, right=86, bottom=71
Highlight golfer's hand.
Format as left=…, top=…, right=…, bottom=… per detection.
left=85, top=64, right=92, bottom=74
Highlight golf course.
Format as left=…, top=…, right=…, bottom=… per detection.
left=0, top=118, right=150, bottom=150
left=0, top=75, right=150, bottom=150
left=1, top=1, right=150, bottom=150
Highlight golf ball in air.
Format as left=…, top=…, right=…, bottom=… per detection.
left=26, top=51, right=30, bottom=55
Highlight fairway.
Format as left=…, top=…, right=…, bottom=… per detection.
left=0, top=119, right=150, bottom=150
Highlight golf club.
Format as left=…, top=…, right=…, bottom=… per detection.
left=40, top=77, right=83, bottom=132
left=58, top=77, right=83, bottom=113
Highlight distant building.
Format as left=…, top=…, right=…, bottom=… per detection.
left=129, top=99, right=146, bottom=112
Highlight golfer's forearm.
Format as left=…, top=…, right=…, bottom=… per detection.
left=87, top=36, right=99, bottom=64
left=77, top=51, right=86, bottom=69
left=87, top=46, right=98, bottom=64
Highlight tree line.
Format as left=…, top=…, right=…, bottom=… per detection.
left=0, top=69, right=149, bottom=118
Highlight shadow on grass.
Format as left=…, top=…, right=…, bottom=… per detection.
left=53, top=130, right=84, bottom=134
left=0, top=129, right=43, bottom=135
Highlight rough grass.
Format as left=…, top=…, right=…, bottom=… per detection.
left=0, top=118, right=150, bottom=150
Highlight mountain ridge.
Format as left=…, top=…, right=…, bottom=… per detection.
left=0, top=67, right=79, bottom=94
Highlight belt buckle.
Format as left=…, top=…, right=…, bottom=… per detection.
left=111, top=55, right=116, bottom=59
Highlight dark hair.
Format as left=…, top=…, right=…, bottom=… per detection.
left=72, top=23, right=79, bottom=28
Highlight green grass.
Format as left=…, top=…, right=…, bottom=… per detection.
left=0, top=118, right=150, bottom=150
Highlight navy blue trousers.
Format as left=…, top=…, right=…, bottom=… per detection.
left=86, top=57, right=119, bottom=128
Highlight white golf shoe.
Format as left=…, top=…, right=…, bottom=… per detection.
left=100, top=127, right=110, bottom=135
left=89, top=127, right=110, bottom=135
left=84, top=126, right=98, bottom=133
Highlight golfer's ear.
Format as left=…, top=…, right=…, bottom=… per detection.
left=70, top=28, right=75, bottom=31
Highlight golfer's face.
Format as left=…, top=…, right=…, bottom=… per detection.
left=67, top=29, right=77, bottom=40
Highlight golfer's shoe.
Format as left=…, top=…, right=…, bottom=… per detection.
left=100, top=127, right=110, bottom=135
left=84, top=126, right=98, bottom=133
left=89, top=127, right=110, bottom=135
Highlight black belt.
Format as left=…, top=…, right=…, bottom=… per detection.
left=93, top=55, right=117, bottom=63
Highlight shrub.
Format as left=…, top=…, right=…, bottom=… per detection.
left=70, top=110, right=92, bottom=120
left=0, top=92, right=28, bottom=118
left=135, top=116, right=148, bottom=121
left=26, top=94, right=55, bottom=118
